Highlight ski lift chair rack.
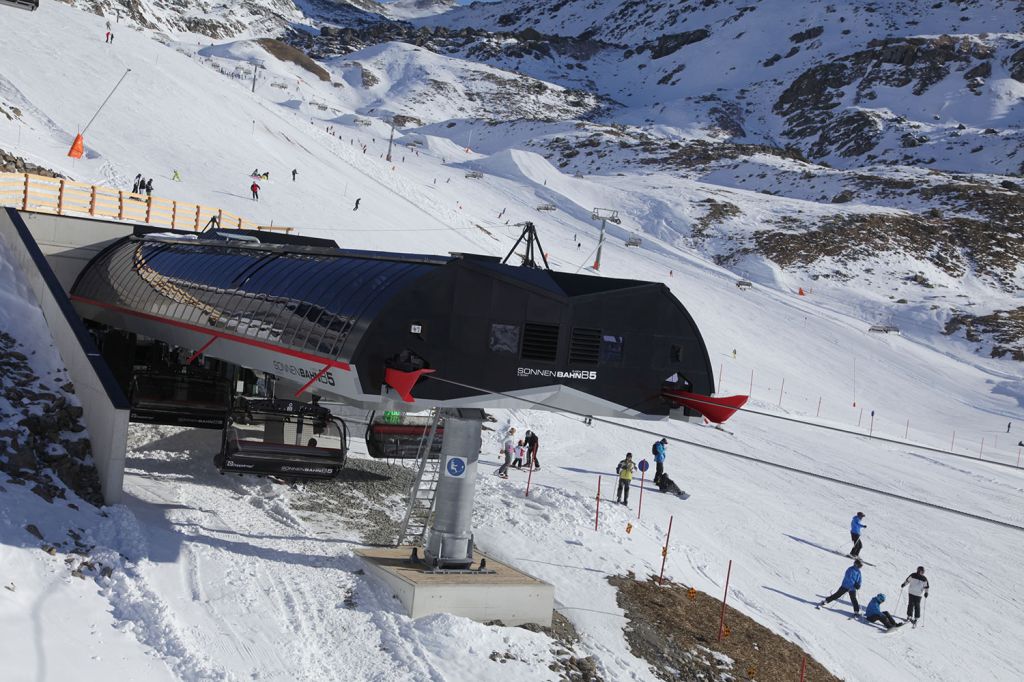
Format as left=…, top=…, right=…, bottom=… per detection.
left=129, top=370, right=234, bottom=429
left=868, top=324, right=901, bottom=335
left=217, top=397, right=348, bottom=480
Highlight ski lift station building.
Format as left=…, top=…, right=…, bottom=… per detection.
left=70, top=230, right=716, bottom=419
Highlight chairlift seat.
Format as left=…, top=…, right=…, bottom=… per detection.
left=0, top=0, right=39, bottom=10
left=217, top=439, right=344, bottom=479
left=366, top=418, right=444, bottom=459
left=625, top=236, right=642, bottom=247
left=736, top=280, right=753, bottom=290
left=868, top=324, right=901, bottom=335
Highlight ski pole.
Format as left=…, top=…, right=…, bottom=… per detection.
left=894, top=584, right=905, bottom=619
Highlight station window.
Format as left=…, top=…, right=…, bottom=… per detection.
left=489, top=323, right=520, bottom=354
left=600, top=334, right=625, bottom=363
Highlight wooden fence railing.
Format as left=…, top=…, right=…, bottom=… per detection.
left=0, top=172, right=292, bottom=234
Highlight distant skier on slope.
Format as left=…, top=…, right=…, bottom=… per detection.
left=171, top=170, right=182, bottom=182
left=292, top=168, right=297, bottom=181
left=901, top=566, right=929, bottom=625
left=652, top=437, right=667, bottom=485
left=250, top=181, right=260, bottom=201
left=131, top=174, right=142, bottom=194
left=353, top=197, right=361, bottom=211
left=849, top=512, right=866, bottom=558
left=818, top=558, right=863, bottom=614
left=864, top=594, right=902, bottom=630
left=615, top=452, right=635, bottom=506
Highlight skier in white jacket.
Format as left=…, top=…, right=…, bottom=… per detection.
left=901, top=566, right=930, bottom=624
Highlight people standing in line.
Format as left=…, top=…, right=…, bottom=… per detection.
left=864, top=594, right=902, bottom=629
left=524, top=429, right=540, bottom=469
left=144, top=178, right=153, bottom=196
left=615, top=453, right=635, bottom=506
left=353, top=197, right=361, bottom=211
left=250, top=180, right=260, bottom=201
left=849, top=512, right=866, bottom=558
left=497, top=427, right=515, bottom=479
left=292, top=168, right=298, bottom=181
left=512, top=439, right=525, bottom=469
left=817, top=558, right=863, bottom=614
left=901, top=566, right=930, bottom=625
left=652, top=437, right=667, bottom=485
left=131, top=174, right=142, bottom=194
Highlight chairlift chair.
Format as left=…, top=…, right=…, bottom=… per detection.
left=464, top=171, right=484, bottom=179
left=365, top=410, right=444, bottom=459
left=129, top=369, right=234, bottom=429
left=736, top=280, right=753, bottom=290
left=625, top=235, right=642, bottom=247
left=536, top=203, right=557, bottom=211
left=216, top=398, right=348, bottom=479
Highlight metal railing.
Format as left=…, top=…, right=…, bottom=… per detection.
left=0, top=172, right=292, bottom=233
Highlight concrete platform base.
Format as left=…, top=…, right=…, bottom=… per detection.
left=355, top=546, right=554, bottom=627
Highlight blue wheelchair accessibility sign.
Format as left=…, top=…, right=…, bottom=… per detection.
left=445, top=456, right=467, bottom=478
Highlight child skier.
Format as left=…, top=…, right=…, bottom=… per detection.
left=818, top=558, right=863, bottom=614
left=512, top=439, right=525, bottom=469
left=615, top=453, right=635, bottom=505
left=864, top=594, right=902, bottom=629
left=901, top=566, right=929, bottom=624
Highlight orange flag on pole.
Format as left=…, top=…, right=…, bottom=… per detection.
left=67, top=134, right=84, bottom=159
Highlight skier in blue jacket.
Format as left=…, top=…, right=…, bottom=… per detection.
left=864, top=594, right=902, bottom=629
left=849, top=512, right=866, bottom=558
left=817, top=559, right=863, bottom=613
left=652, top=438, right=667, bottom=485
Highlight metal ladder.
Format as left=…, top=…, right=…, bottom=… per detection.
left=396, top=409, right=443, bottom=546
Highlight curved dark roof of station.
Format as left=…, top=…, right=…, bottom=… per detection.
left=71, top=234, right=656, bottom=363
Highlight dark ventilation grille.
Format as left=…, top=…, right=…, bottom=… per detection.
left=521, top=323, right=559, bottom=362
left=569, top=328, right=601, bottom=365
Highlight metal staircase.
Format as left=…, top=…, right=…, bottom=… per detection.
left=396, top=409, right=443, bottom=546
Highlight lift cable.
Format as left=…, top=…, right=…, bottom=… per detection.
left=666, top=391, right=1024, bottom=472
left=427, top=375, right=1024, bottom=534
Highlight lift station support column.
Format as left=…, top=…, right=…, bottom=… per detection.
left=424, top=410, right=484, bottom=568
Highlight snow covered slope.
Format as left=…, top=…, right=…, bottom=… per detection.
left=1, top=2, right=1023, bottom=681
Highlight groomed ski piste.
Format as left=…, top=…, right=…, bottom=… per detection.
left=1, top=3, right=1023, bottom=681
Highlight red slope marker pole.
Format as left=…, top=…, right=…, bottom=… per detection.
left=979, top=437, right=985, bottom=459
left=905, top=419, right=910, bottom=439
left=524, top=458, right=534, bottom=497
left=951, top=431, right=956, bottom=451
left=777, top=378, right=785, bottom=407
left=748, top=369, right=754, bottom=397
left=816, top=397, right=822, bottom=417
left=595, top=476, right=601, bottom=531
left=658, top=515, right=674, bottom=585
left=718, top=362, right=723, bottom=390
left=717, top=559, right=733, bottom=642
left=800, top=655, right=807, bottom=682
left=1017, top=447, right=1021, bottom=468
left=637, top=469, right=646, bottom=520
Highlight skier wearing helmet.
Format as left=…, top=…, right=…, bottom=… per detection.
left=817, top=559, right=863, bottom=614
left=901, top=566, right=930, bottom=624
left=865, top=593, right=903, bottom=629
left=849, top=512, right=866, bottom=558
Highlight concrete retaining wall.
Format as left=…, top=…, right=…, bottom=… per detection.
left=0, top=207, right=129, bottom=504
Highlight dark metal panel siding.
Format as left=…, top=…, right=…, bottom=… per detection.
left=71, top=237, right=438, bottom=363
